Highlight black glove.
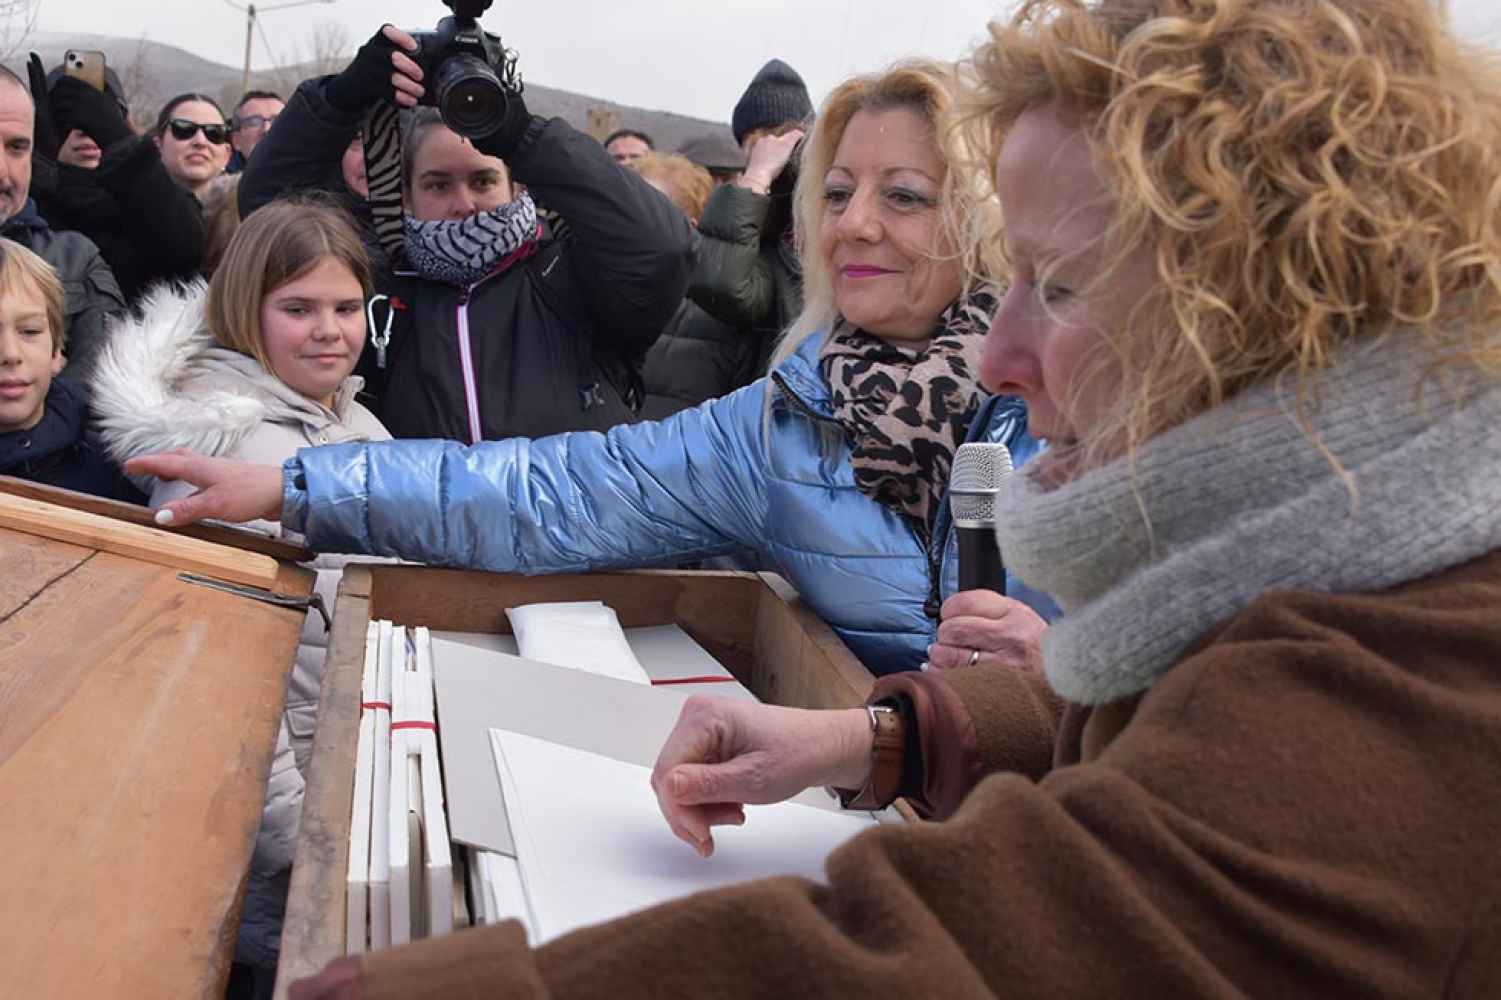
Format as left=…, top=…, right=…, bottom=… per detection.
left=26, top=54, right=61, bottom=159
left=471, top=86, right=534, bottom=161
left=48, top=76, right=131, bottom=150
left=325, top=27, right=407, bottom=114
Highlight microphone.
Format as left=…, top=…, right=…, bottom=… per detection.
left=950, top=442, right=1013, bottom=593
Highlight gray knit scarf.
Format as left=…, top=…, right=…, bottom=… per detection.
left=996, top=333, right=1501, bottom=706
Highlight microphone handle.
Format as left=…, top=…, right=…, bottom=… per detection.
left=956, top=525, right=1006, bottom=594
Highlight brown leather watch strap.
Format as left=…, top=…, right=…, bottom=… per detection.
left=835, top=705, right=905, bottom=811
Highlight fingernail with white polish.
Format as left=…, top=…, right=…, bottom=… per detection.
left=154, top=509, right=175, bottom=526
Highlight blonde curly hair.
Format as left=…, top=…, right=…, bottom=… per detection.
left=772, top=60, right=1005, bottom=368
left=965, top=0, right=1501, bottom=461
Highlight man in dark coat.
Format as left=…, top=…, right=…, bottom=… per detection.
left=0, top=67, right=125, bottom=382
left=687, top=58, right=813, bottom=376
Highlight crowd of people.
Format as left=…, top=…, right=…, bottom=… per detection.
left=5, top=0, right=1501, bottom=996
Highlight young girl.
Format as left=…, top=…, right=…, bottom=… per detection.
left=89, top=197, right=389, bottom=992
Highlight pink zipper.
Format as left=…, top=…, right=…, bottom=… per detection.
left=451, top=233, right=544, bottom=447
left=456, top=286, right=483, bottom=445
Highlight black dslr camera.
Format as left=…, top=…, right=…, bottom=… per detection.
left=409, top=0, right=519, bottom=138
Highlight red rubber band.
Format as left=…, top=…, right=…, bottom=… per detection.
left=391, top=721, right=437, bottom=732
left=650, top=676, right=738, bottom=686
left=361, top=701, right=392, bottom=711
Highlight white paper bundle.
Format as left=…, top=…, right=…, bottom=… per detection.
left=389, top=627, right=454, bottom=944
left=489, top=729, right=874, bottom=944
left=368, top=620, right=395, bottom=949
left=504, top=601, right=650, bottom=685
left=344, top=622, right=381, bottom=954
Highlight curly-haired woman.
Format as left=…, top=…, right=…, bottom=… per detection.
left=281, top=0, right=1501, bottom=995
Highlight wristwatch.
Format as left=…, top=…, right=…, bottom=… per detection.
left=832, top=704, right=904, bottom=811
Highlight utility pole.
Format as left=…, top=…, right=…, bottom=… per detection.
left=223, top=0, right=337, bottom=95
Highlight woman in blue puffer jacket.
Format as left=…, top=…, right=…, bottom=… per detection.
left=132, top=62, right=1059, bottom=677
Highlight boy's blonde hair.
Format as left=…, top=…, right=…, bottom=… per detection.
left=206, top=197, right=373, bottom=370
left=0, top=238, right=65, bottom=354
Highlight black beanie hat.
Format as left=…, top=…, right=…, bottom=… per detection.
left=732, top=59, right=813, bottom=146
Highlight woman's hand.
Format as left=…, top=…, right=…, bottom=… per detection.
left=125, top=451, right=285, bottom=526
left=651, top=696, right=871, bottom=857
left=735, top=128, right=804, bottom=195
left=928, top=590, right=1047, bottom=672
left=324, top=25, right=426, bottom=112
left=48, top=76, right=131, bottom=153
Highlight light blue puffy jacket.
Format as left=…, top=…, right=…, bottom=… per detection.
left=283, top=336, right=1059, bottom=676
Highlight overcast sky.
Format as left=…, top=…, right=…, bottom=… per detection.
left=34, top=0, right=1501, bottom=124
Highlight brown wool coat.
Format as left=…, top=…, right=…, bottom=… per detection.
left=336, top=551, right=1501, bottom=999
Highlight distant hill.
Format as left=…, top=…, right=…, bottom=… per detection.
left=12, top=31, right=735, bottom=154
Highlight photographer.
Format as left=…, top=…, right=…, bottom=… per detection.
left=239, top=18, right=694, bottom=443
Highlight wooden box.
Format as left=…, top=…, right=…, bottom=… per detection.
left=275, top=563, right=879, bottom=995
left=0, top=478, right=315, bottom=998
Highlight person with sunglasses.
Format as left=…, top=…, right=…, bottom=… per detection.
left=29, top=76, right=212, bottom=310
left=154, top=94, right=234, bottom=201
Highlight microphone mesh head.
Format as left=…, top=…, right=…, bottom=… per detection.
left=950, top=442, right=1013, bottom=524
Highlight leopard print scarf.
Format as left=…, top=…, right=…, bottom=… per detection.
left=819, top=291, right=993, bottom=539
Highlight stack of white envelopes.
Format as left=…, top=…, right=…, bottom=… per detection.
left=346, top=622, right=453, bottom=952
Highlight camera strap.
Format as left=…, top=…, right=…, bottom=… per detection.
left=363, top=101, right=409, bottom=270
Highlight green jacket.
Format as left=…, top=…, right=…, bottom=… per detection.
left=686, top=182, right=803, bottom=376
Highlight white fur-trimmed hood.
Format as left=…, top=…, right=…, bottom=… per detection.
left=91, top=281, right=270, bottom=465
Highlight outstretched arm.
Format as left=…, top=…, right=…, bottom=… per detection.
left=130, top=383, right=772, bottom=571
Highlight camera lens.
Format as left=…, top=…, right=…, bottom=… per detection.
left=434, top=54, right=507, bottom=139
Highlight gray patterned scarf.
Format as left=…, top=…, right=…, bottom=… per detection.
left=819, top=292, right=992, bottom=537
left=996, top=332, right=1501, bottom=706
left=402, top=191, right=541, bottom=287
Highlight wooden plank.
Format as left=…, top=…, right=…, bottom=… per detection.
left=0, top=475, right=312, bottom=562
left=366, top=567, right=759, bottom=634
left=274, top=569, right=376, bottom=999
left=751, top=572, right=875, bottom=711
left=0, top=547, right=310, bottom=998
left=366, top=568, right=766, bottom=681
left=0, top=528, right=92, bottom=620
left=0, top=491, right=279, bottom=590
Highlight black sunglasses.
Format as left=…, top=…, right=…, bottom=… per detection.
left=166, top=118, right=231, bottom=145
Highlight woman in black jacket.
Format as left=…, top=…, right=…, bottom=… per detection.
left=32, top=73, right=213, bottom=306
left=238, top=26, right=694, bottom=443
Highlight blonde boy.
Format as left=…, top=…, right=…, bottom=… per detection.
left=0, top=238, right=140, bottom=499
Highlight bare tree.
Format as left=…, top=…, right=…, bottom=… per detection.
left=306, top=20, right=352, bottom=76
left=256, top=20, right=351, bottom=99
left=0, top=0, right=39, bottom=64
left=118, top=36, right=164, bottom=131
